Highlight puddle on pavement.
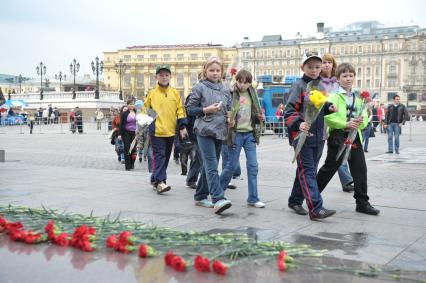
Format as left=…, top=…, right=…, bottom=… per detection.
left=293, top=232, right=368, bottom=255
left=206, top=226, right=279, bottom=241
left=1, top=236, right=425, bottom=283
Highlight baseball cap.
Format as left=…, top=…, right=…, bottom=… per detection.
left=301, top=51, right=322, bottom=65
left=155, top=64, right=171, bottom=74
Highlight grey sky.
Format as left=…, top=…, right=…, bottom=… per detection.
left=0, top=0, right=424, bottom=79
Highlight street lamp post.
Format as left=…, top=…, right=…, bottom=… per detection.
left=114, top=59, right=127, bottom=101
left=55, top=72, right=66, bottom=92
left=16, top=74, right=23, bottom=94
left=70, top=59, right=80, bottom=99
left=91, top=56, right=104, bottom=99
left=36, top=62, right=47, bottom=100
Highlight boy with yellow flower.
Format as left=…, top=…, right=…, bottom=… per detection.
left=284, top=52, right=337, bottom=220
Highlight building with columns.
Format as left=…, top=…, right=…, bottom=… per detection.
left=238, top=21, right=426, bottom=111
left=102, top=21, right=425, bottom=110
left=103, top=44, right=236, bottom=99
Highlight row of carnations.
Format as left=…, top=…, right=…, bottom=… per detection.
left=0, top=216, right=292, bottom=276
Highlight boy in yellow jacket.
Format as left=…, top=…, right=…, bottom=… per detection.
left=144, top=65, right=187, bottom=194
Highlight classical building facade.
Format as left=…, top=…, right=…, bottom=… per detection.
left=238, top=22, right=426, bottom=111
left=103, top=44, right=236, bottom=99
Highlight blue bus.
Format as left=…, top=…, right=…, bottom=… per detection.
left=256, top=75, right=299, bottom=130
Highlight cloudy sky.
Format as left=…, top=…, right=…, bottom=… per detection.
left=0, top=0, right=424, bottom=79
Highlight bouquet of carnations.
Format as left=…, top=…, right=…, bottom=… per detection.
left=291, top=82, right=328, bottom=163
left=336, top=91, right=376, bottom=163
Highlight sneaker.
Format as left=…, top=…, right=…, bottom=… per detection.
left=155, top=182, right=171, bottom=194
left=195, top=199, right=214, bottom=208
left=356, top=203, right=380, bottom=215
left=288, top=203, right=308, bottom=215
left=342, top=183, right=355, bottom=193
left=248, top=201, right=265, bottom=208
left=310, top=208, right=336, bottom=220
left=395, top=150, right=400, bottom=154
left=227, top=182, right=237, bottom=190
left=386, top=151, right=393, bottom=154
left=214, top=199, right=232, bottom=214
left=186, top=182, right=197, bottom=189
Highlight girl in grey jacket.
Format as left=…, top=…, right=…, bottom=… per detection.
left=186, top=56, right=232, bottom=215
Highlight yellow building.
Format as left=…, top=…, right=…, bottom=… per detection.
left=103, top=44, right=237, bottom=99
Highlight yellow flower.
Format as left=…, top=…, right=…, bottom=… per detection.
left=309, top=90, right=327, bottom=109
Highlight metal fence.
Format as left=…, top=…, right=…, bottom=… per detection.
left=1, top=114, right=425, bottom=139
left=0, top=116, right=114, bottom=135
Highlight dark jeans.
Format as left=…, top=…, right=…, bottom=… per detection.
left=288, top=144, right=324, bottom=217
left=194, top=135, right=224, bottom=203
left=180, top=146, right=195, bottom=175
left=317, top=135, right=370, bottom=205
left=29, top=121, right=34, bottom=134
left=186, top=143, right=202, bottom=184
left=122, top=130, right=136, bottom=170
left=173, top=135, right=180, bottom=160
left=150, top=135, right=174, bottom=184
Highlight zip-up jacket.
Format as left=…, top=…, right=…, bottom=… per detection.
left=186, top=80, right=231, bottom=141
left=284, top=76, right=333, bottom=146
left=385, top=103, right=409, bottom=125
left=144, top=84, right=187, bottom=137
left=227, top=85, right=262, bottom=145
left=324, top=90, right=369, bottom=143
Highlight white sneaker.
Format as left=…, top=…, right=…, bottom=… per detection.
left=214, top=199, right=232, bottom=214
left=155, top=182, right=171, bottom=194
left=248, top=201, right=265, bottom=208
left=195, top=199, right=214, bottom=208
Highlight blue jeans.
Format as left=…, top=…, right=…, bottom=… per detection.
left=115, top=138, right=124, bottom=161
left=195, top=135, right=224, bottom=203
left=387, top=123, right=400, bottom=153
left=289, top=144, right=324, bottom=216
left=362, top=123, right=371, bottom=151
left=221, top=144, right=241, bottom=177
left=338, top=162, right=353, bottom=186
left=220, top=132, right=260, bottom=203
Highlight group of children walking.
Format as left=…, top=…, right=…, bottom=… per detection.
left=111, top=52, right=380, bottom=219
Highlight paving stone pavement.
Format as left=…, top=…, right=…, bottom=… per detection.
left=0, top=121, right=426, bottom=282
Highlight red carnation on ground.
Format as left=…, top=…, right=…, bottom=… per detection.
left=212, top=259, right=228, bottom=275
left=23, top=231, right=43, bottom=244
left=277, top=259, right=286, bottom=271
left=54, top=233, right=70, bottom=247
left=70, top=225, right=96, bottom=252
left=118, top=231, right=136, bottom=246
left=106, top=235, right=117, bottom=249
left=277, top=251, right=287, bottom=261
left=194, top=255, right=211, bottom=272
left=164, top=251, right=175, bottom=266
left=138, top=244, right=156, bottom=258
left=171, top=255, right=187, bottom=272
